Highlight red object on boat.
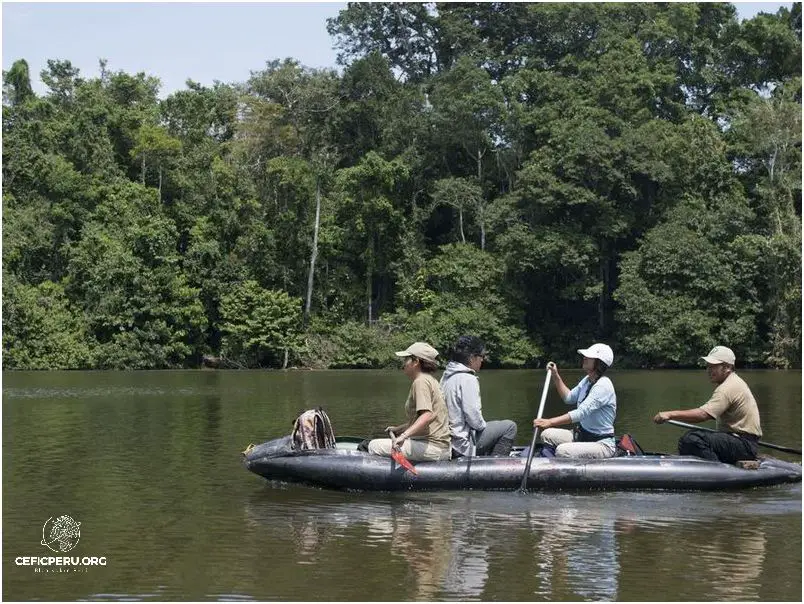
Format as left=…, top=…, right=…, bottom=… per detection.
left=388, top=431, right=418, bottom=475
left=391, top=448, right=419, bottom=475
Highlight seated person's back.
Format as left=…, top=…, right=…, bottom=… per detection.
left=440, top=336, right=517, bottom=457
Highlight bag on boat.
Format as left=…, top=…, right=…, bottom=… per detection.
left=291, top=408, right=336, bottom=451
left=615, top=433, right=645, bottom=456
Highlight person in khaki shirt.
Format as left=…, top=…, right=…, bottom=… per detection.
left=653, top=345, right=762, bottom=463
left=368, top=342, right=451, bottom=461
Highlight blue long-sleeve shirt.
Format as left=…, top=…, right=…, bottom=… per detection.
left=564, top=376, right=616, bottom=444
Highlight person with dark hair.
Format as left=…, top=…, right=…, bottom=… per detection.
left=653, top=346, right=761, bottom=464
left=368, top=342, right=452, bottom=461
left=440, top=335, right=518, bottom=457
left=533, top=343, right=617, bottom=458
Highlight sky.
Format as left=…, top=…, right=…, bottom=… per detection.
left=1, top=1, right=795, bottom=97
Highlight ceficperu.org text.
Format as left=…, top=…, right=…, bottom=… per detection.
left=16, top=556, right=107, bottom=566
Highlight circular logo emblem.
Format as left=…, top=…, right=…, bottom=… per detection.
left=41, top=515, right=81, bottom=552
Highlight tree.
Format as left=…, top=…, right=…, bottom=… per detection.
left=219, top=281, right=303, bottom=368
left=392, top=243, right=540, bottom=366
left=244, top=60, right=340, bottom=322
left=66, top=180, right=206, bottom=369
left=728, top=81, right=802, bottom=367
left=327, top=3, right=442, bottom=82
left=430, top=177, right=483, bottom=247
left=333, top=151, right=409, bottom=323
left=2, top=277, right=94, bottom=370
left=130, top=123, right=182, bottom=201
left=3, top=59, right=35, bottom=106
left=614, top=196, right=764, bottom=366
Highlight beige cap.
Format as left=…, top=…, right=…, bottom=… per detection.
left=701, top=345, right=736, bottom=365
left=395, top=342, right=439, bottom=363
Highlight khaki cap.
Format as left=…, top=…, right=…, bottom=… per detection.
left=395, top=342, right=439, bottom=363
left=701, top=345, right=736, bottom=365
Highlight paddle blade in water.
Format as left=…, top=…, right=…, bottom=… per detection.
left=391, top=449, right=418, bottom=475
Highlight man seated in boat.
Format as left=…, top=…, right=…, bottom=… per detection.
left=441, top=335, right=518, bottom=457
left=653, top=345, right=762, bottom=464
left=532, top=343, right=618, bottom=458
left=368, top=342, right=452, bottom=461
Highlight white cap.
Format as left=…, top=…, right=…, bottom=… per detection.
left=577, top=343, right=614, bottom=367
left=701, top=345, right=735, bottom=365
left=395, top=342, right=439, bottom=364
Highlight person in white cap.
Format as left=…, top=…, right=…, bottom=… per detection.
left=368, top=342, right=452, bottom=461
left=532, top=343, right=617, bottom=458
left=653, top=345, right=762, bottom=463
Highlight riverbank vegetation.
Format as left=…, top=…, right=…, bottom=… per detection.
left=3, top=3, right=801, bottom=369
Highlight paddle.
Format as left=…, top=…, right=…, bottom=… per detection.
left=666, top=419, right=802, bottom=455
left=388, top=431, right=419, bottom=475
left=519, top=369, right=552, bottom=492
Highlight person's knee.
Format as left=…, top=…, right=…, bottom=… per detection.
left=678, top=431, right=704, bottom=455
left=540, top=428, right=560, bottom=446
left=555, top=443, right=574, bottom=458
left=502, top=419, right=517, bottom=439
left=678, top=431, right=721, bottom=460
left=367, top=439, right=387, bottom=456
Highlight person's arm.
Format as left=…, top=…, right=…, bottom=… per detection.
left=393, top=378, right=437, bottom=449
left=655, top=387, right=725, bottom=425
left=546, top=362, right=571, bottom=401
left=533, top=413, right=573, bottom=429
left=653, top=408, right=712, bottom=424
left=461, top=377, right=487, bottom=431
left=394, top=411, right=434, bottom=448
left=385, top=422, right=410, bottom=434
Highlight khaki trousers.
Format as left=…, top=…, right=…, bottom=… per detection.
left=368, top=437, right=451, bottom=461
left=540, top=428, right=616, bottom=459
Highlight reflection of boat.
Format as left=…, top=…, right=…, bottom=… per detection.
left=242, top=436, right=802, bottom=492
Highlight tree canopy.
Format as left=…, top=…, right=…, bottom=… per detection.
left=3, top=3, right=801, bottom=369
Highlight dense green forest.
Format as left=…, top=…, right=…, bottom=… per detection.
left=2, top=2, right=801, bottom=370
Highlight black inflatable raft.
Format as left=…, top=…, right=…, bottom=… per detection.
left=243, top=436, right=802, bottom=492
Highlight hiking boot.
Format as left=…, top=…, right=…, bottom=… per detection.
left=490, top=437, right=514, bottom=457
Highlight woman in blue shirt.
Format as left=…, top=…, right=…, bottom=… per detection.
left=532, top=343, right=617, bottom=458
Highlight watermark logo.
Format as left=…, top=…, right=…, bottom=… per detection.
left=14, top=515, right=107, bottom=573
left=41, top=515, right=81, bottom=553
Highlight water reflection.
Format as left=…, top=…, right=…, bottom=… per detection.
left=385, top=505, right=454, bottom=600
left=442, top=509, right=489, bottom=601
left=241, top=488, right=788, bottom=602
left=696, top=524, right=767, bottom=601
left=530, top=507, right=621, bottom=601
left=243, top=491, right=489, bottom=600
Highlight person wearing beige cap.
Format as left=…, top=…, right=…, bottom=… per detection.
left=653, top=345, right=762, bottom=464
left=368, top=342, right=452, bottom=461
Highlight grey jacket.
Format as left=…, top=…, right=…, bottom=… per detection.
left=440, top=361, right=487, bottom=457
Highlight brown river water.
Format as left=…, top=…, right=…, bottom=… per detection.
left=2, top=369, right=801, bottom=601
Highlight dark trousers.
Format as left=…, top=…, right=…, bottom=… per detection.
left=678, top=430, right=758, bottom=464
left=475, top=420, right=518, bottom=456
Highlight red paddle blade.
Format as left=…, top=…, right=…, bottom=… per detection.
left=391, top=449, right=419, bottom=475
